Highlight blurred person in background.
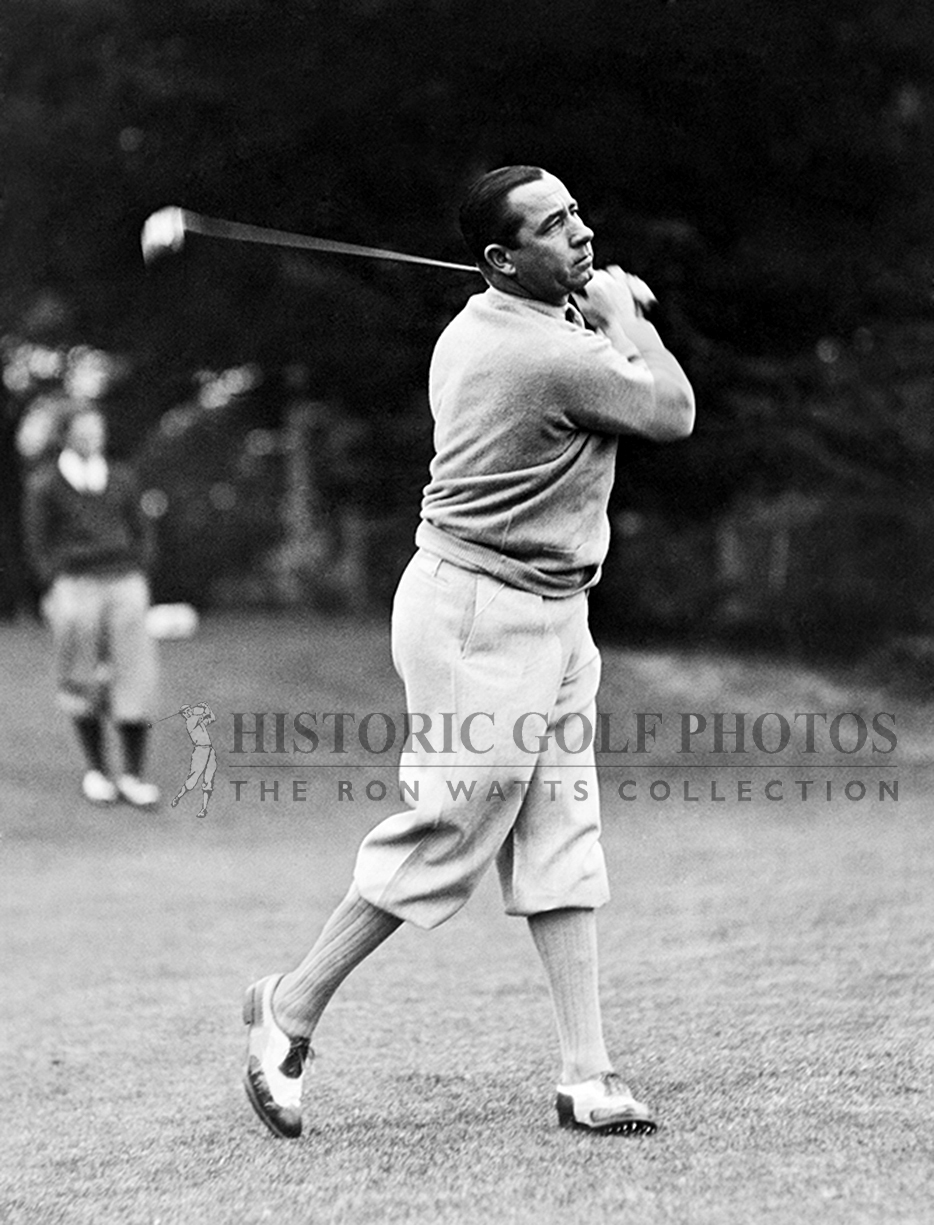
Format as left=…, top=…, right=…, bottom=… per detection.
left=23, top=401, right=160, bottom=807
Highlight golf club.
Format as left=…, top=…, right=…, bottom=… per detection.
left=140, top=207, right=657, bottom=311
left=146, top=710, right=182, bottom=729
left=141, top=206, right=479, bottom=272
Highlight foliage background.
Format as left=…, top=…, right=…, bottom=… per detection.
left=2, top=0, right=933, bottom=664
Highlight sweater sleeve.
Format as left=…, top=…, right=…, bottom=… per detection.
left=115, top=465, right=156, bottom=574
left=556, top=319, right=695, bottom=441
left=22, top=468, right=58, bottom=591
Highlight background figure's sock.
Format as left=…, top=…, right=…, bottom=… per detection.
left=273, top=884, right=402, bottom=1039
left=74, top=714, right=106, bottom=773
left=117, top=720, right=148, bottom=776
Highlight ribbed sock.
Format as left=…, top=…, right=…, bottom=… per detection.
left=272, top=883, right=402, bottom=1039
left=528, top=907, right=612, bottom=1084
left=117, top=721, right=148, bottom=777
left=74, top=715, right=106, bottom=773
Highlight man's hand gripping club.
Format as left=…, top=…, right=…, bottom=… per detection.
left=573, top=265, right=656, bottom=332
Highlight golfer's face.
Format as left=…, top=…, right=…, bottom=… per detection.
left=66, top=411, right=106, bottom=459
left=505, top=174, right=595, bottom=305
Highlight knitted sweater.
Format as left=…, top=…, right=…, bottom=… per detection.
left=23, top=459, right=154, bottom=590
left=416, top=287, right=694, bottom=595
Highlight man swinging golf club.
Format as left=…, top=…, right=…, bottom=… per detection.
left=242, top=166, right=695, bottom=1139
left=171, top=703, right=217, bottom=819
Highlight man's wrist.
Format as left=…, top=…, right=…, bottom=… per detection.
left=617, top=315, right=664, bottom=353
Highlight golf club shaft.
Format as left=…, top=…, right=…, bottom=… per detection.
left=179, top=209, right=479, bottom=273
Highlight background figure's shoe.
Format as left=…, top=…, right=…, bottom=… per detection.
left=556, top=1071, right=657, bottom=1135
left=243, top=974, right=313, bottom=1139
left=116, top=775, right=160, bottom=807
left=81, top=769, right=118, bottom=804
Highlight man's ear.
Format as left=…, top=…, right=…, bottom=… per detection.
left=483, top=243, right=516, bottom=277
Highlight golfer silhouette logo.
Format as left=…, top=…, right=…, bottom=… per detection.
left=170, top=703, right=218, bottom=819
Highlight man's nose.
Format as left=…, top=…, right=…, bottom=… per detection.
left=571, top=215, right=594, bottom=245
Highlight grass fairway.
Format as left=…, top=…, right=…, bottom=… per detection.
left=1, top=611, right=932, bottom=1224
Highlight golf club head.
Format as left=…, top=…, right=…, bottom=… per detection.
left=141, top=206, right=186, bottom=263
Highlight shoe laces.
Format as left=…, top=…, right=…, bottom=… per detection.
left=279, top=1036, right=310, bottom=1079
left=598, top=1071, right=632, bottom=1098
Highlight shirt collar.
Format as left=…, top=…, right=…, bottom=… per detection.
left=58, top=449, right=109, bottom=493
left=483, top=286, right=572, bottom=321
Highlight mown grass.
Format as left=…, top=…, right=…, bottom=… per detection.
left=1, top=612, right=931, bottom=1224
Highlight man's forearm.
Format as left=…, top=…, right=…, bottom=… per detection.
left=601, top=316, right=695, bottom=441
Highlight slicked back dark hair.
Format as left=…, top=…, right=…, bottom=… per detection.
left=459, top=165, right=545, bottom=268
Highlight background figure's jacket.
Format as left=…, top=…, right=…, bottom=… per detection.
left=23, top=461, right=154, bottom=591
left=417, top=286, right=693, bottom=596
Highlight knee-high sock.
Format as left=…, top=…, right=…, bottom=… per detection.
left=273, top=884, right=402, bottom=1039
left=117, top=721, right=148, bottom=777
left=528, top=907, right=611, bottom=1084
left=74, top=715, right=106, bottom=773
